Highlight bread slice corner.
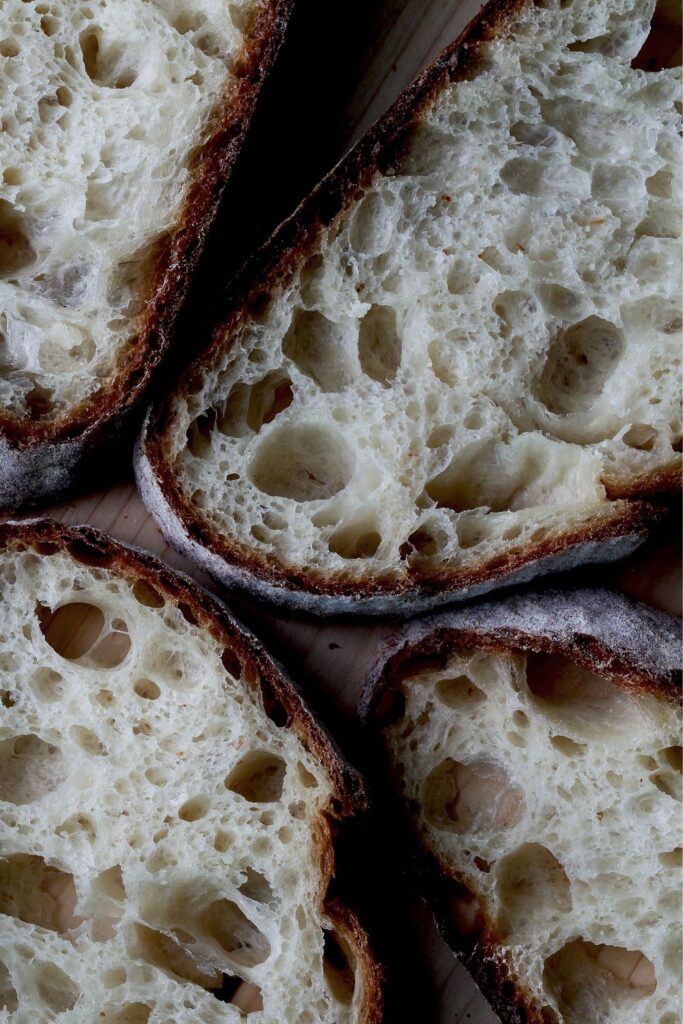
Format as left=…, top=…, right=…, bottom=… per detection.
left=0, top=518, right=382, bottom=1023
left=0, top=0, right=295, bottom=512
left=362, top=588, right=682, bottom=1024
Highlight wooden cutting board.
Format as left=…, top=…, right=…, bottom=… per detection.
left=16, top=1, right=681, bottom=1021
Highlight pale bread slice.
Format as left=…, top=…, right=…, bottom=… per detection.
left=0, top=520, right=381, bottom=1023
left=0, top=0, right=293, bottom=510
left=137, top=0, right=681, bottom=614
left=362, top=588, right=681, bottom=1024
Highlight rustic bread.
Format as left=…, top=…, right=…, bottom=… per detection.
left=0, top=520, right=381, bottom=1022
left=137, top=0, right=682, bottom=615
left=362, top=589, right=682, bottom=1024
left=0, top=0, right=293, bottom=511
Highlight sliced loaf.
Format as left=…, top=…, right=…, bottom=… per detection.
left=362, top=589, right=682, bottom=1024
left=137, top=0, right=682, bottom=614
left=0, top=520, right=381, bottom=1022
left=0, top=0, right=293, bottom=510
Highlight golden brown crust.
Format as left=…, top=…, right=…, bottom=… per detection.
left=326, top=901, right=385, bottom=1024
left=141, top=0, right=679, bottom=611
left=361, top=590, right=682, bottom=1023
left=0, top=2, right=295, bottom=500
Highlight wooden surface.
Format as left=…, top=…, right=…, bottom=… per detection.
left=10, top=1, right=682, bottom=1021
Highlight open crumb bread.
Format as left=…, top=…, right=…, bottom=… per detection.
left=362, top=588, right=682, bottom=1024
left=137, top=0, right=682, bottom=615
left=0, top=520, right=381, bottom=1023
left=0, top=0, right=293, bottom=511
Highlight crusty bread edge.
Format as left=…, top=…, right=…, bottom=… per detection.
left=137, top=0, right=679, bottom=614
left=137, top=425, right=657, bottom=616
left=0, top=0, right=296, bottom=513
left=0, top=517, right=383, bottom=1021
left=358, top=589, right=682, bottom=1024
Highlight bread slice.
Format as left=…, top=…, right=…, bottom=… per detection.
left=0, top=0, right=293, bottom=511
left=361, top=589, right=682, bottom=1024
left=136, top=0, right=682, bottom=615
left=0, top=520, right=381, bottom=1022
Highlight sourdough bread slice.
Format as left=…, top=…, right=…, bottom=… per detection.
left=137, top=0, right=682, bottom=615
left=0, top=520, right=381, bottom=1022
left=0, top=0, right=293, bottom=511
left=362, top=589, right=682, bottom=1024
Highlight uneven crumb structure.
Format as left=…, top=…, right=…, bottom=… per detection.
left=383, top=646, right=682, bottom=1024
left=0, top=0, right=255, bottom=420
left=0, top=539, right=365, bottom=1023
left=157, top=0, right=681, bottom=597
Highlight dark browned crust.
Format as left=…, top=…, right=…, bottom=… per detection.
left=140, top=0, right=680, bottom=611
left=0, top=517, right=383, bottom=1021
left=0, top=1, right=295, bottom=508
left=326, top=900, right=385, bottom=1024
left=360, top=590, right=682, bottom=1024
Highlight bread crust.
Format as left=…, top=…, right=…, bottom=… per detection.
left=138, top=420, right=660, bottom=615
left=138, top=0, right=679, bottom=615
left=0, top=0, right=295, bottom=512
left=360, top=589, right=682, bottom=1024
left=0, top=517, right=383, bottom=1021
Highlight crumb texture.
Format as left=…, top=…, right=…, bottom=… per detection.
left=0, top=536, right=366, bottom=1023
left=0, top=0, right=258, bottom=421
left=157, top=0, right=681, bottom=592
left=381, top=640, right=682, bottom=1024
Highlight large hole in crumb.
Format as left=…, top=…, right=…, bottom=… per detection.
left=651, top=747, right=681, bottom=801
left=134, top=678, right=161, bottom=701
left=226, top=981, right=264, bottom=1014
left=215, top=383, right=251, bottom=438
left=537, top=316, right=624, bottom=416
left=350, top=191, right=394, bottom=254
left=239, top=869, right=275, bottom=906
left=139, top=921, right=262, bottom=1011
left=435, top=675, right=487, bottom=709
left=178, top=796, right=210, bottom=822
left=201, top=899, right=271, bottom=966
left=246, top=372, right=293, bottom=432
left=328, top=520, right=381, bottom=559
left=660, top=745, right=682, bottom=772
left=659, top=848, right=682, bottom=868
left=496, top=844, right=572, bottom=938
left=358, top=305, right=401, bottom=385
left=0, top=199, right=35, bottom=276
left=425, top=436, right=549, bottom=513
left=186, top=410, right=216, bottom=458
left=526, top=653, right=637, bottom=738
left=132, top=580, right=165, bottom=608
left=283, top=310, right=359, bottom=391
left=30, top=667, right=66, bottom=703
left=543, top=940, right=656, bottom=1023
left=0, top=961, right=17, bottom=1012
left=134, top=924, right=222, bottom=989
left=249, top=423, right=354, bottom=501
left=38, top=602, right=131, bottom=669
left=70, top=725, right=107, bottom=757
left=92, top=865, right=126, bottom=909
left=323, top=929, right=355, bottom=1004
left=0, top=854, right=81, bottom=934
left=225, top=752, right=286, bottom=803
left=622, top=423, right=658, bottom=451
left=423, top=757, right=524, bottom=834
left=79, top=27, right=138, bottom=88
left=0, top=734, right=66, bottom=805
left=35, top=963, right=79, bottom=1013
left=110, top=1006, right=152, bottom=1024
